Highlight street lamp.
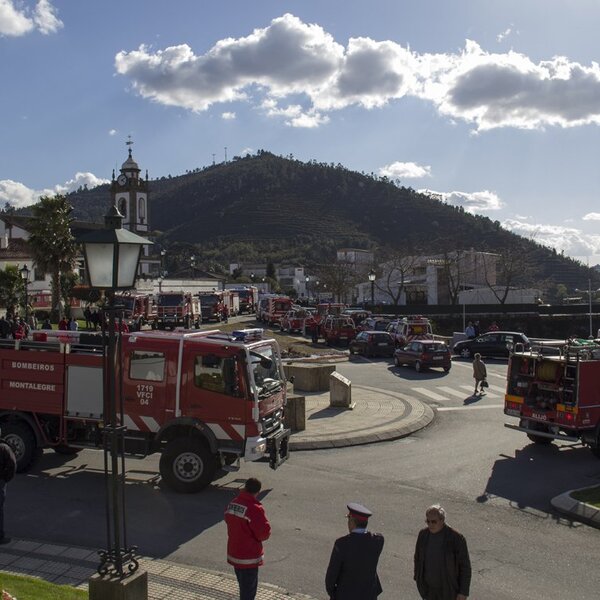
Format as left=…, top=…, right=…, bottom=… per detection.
left=305, top=275, right=310, bottom=299
left=190, top=255, right=196, bottom=278
left=19, top=264, right=30, bottom=323
left=368, top=269, right=376, bottom=306
left=78, top=203, right=151, bottom=594
left=160, top=249, right=166, bottom=277
left=575, top=279, right=599, bottom=338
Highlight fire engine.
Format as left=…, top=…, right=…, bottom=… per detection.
left=257, top=296, right=292, bottom=326
left=0, top=328, right=291, bottom=492
left=199, top=291, right=235, bottom=322
left=155, top=292, right=201, bottom=329
left=387, top=316, right=433, bottom=347
left=116, top=293, right=156, bottom=331
left=504, top=341, right=600, bottom=457
left=226, top=286, right=258, bottom=314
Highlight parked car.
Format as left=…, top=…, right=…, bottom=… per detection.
left=280, top=308, right=315, bottom=333
left=394, top=340, right=452, bottom=372
left=452, top=331, right=530, bottom=358
left=349, top=331, right=395, bottom=357
left=320, top=316, right=357, bottom=346
left=343, top=309, right=371, bottom=328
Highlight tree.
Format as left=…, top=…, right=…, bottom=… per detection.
left=266, top=261, right=276, bottom=279
left=375, top=250, right=421, bottom=306
left=0, top=265, right=25, bottom=315
left=316, top=262, right=360, bottom=303
left=481, top=244, right=534, bottom=304
left=27, top=195, right=77, bottom=322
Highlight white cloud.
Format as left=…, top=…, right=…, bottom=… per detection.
left=33, top=0, right=62, bottom=34
left=583, top=212, right=600, bottom=221
left=0, top=172, right=109, bottom=209
left=0, top=1, right=62, bottom=37
left=109, top=129, right=117, bottom=136
left=240, top=147, right=253, bottom=156
left=379, top=161, right=431, bottom=180
left=114, top=14, right=600, bottom=132
left=221, top=111, right=236, bottom=120
left=502, top=218, right=600, bottom=256
left=496, top=27, right=513, bottom=43
left=419, top=188, right=503, bottom=213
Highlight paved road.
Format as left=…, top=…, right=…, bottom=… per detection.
left=7, top=354, right=600, bottom=600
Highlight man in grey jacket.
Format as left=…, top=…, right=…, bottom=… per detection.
left=414, top=505, right=471, bottom=600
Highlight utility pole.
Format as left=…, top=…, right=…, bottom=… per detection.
left=224, top=146, right=228, bottom=162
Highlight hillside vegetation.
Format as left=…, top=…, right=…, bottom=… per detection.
left=62, top=151, right=594, bottom=288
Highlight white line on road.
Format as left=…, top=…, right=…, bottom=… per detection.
left=459, top=385, right=500, bottom=398
left=437, top=404, right=504, bottom=411
left=451, top=361, right=506, bottom=379
left=437, top=386, right=472, bottom=399
left=411, top=387, right=448, bottom=401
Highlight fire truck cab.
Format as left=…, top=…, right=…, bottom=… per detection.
left=116, top=293, right=156, bottom=331
left=504, top=341, right=600, bottom=457
left=155, top=292, right=201, bottom=330
left=0, top=328, right=291, bottom=493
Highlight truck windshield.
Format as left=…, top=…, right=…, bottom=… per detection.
left=158, top=295, right=184, bottom=307
left=274, top=301, right=289, bottom=311
left=250, top=345, right=282, bottom=394
left=200, top=295, right=219, bottom=306
left=119, top=297, right=135, bottom=310
left=237, top=291, right=251, bottom=300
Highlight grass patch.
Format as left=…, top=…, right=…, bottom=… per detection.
left=0, top=573, right=87, bottom=600
left=571, top=485, right=600, bottom=508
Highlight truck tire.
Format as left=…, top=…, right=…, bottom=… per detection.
left=159, top=438, right=217, bottom=493
left=2, top=421, right=38, bottom=472
left=460, top=347, right=472, bottom=359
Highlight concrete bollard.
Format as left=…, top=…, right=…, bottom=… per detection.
left=329, top=372, right=354, bottom=409
left=285, top=394, right=306, bottom=431
left=283, top=363, right=336, bottom=392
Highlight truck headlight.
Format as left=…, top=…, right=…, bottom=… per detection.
left=253, top=441, right=267, bottom=454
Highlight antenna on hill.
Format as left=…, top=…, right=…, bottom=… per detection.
left=212, top=153, right=216, bottom=165
left=224, top=146, right=228, bottom=163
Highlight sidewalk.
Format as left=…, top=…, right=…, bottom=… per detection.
left=0, top=538, right=317, bottom=599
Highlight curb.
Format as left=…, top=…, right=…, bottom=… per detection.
left=551, top=486, right=600, bottom=528
left=289, top=388, right=434, bottom=451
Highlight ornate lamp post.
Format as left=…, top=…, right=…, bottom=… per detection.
left=305, top=275, right=310, bottom=300
left=160, top=249, right=166, bottom=277
left=79, top=203, right=151, bottom=598
left=575, top=279, right=600, bottom=338
left=368, top=269, right=376, bottom=307
left=19, top=264, right=30, bottom=323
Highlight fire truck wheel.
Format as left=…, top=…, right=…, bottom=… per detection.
left=160, top=438, right=217, bottom=493
left=184, top=316, right=191, bottom=329
left=2, top=422, right=37, bottom=472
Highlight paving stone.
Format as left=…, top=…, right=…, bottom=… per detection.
left=37, top=543, right=70, bottom=556
left=36, top=560, right=72, bottom=575
left=0, top=552, right=19, bottom=566
left=10, top=540, right=42, bottom=552
left=63, top=564, right=95, bottom=579
left=12, top=556, right=46, bottom=570
left=159, top=564, right=198, bottom=580
left=59, top=546, right=99, bottom=561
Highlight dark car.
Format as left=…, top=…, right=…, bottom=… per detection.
left=394, top=340, right=451, bottom=372
left=349, top=331, right=395, bottom=357
left=452, top=331, right=530, bottom=358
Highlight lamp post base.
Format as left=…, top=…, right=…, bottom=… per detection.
left=89, top=569, right=148, bottom=600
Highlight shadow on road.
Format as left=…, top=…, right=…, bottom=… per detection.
left=386, top=365, right=451, bottom=381
left=478, top=442, right=600, bottom=525
left=8, top=453, right=267, bottom=557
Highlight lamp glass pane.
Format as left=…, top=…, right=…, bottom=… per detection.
left=85, top=243, right=115, bottom=288
left=117, top=243, right=142, bottom=288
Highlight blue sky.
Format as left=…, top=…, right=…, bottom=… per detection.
left=2, top=0, right=600, bottom=264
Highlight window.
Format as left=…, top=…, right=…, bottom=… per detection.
left=194, top=354, right=238, bottom=396
left=34, top=268, right=45, bottom=281
left=130, top=351, right=165, bottom=381
left=119, top=198, right=127, bottom=218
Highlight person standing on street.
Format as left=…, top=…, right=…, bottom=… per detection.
left=464, top=322, right=475, bottom=339
left=414, top=505, right=471, bottom=600
left=325, top=503, right=384, bottom=600
left=0, top=428, right=17, bottom=544
left=223, top=304, right=229, bottom=323
left=224, top=478, right=271, bottom=600
left=472, top=353, right=487, bottom=395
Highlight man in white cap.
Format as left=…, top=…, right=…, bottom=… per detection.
left=325, top=502, right=384, bottom=600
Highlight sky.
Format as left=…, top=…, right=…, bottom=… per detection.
left=2, top=0, right=600, bottom=266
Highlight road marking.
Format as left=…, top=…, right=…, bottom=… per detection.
left=437, top=404, right=504, bottom=411
left=437, top=386, right=471, bottom=399
left=451, top=361, right=506, bottom=379
left=411, top=387, right=448, bottom=401
left=458, top=385, right=500, bottom=398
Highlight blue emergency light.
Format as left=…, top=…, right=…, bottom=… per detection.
left=231, top=328, right=264, bottom=342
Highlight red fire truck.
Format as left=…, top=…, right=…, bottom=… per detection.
left=504, top=341, right=600, bottom=457
left=257, top=296, right=293, bottom=326
left=155, top=292, right=201, bottom=329
left=226, top=286, right=258, bottom=314
left=199, top=291, right=234, bottom=322
left=0, top=328, right=291, bottom=492
left=116, top=293, right=157, bottom=331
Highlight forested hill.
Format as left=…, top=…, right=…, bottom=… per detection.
left=62, top=151, right=593, bottom=288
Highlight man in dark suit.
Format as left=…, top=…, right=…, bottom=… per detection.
left=325, top=503, right=384, bottom=600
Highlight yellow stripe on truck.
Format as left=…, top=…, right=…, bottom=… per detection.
left=505, top=395, right=524, bottom=404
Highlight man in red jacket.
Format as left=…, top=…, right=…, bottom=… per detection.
left=225, top=477, right=271, bottom=600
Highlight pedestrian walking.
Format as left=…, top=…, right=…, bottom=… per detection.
left=223, top=304, right=229, bottom=323
left=224, top=477, right=271, bottom=600
left=325, top=503, right=384, bottom=600
left=473, top=321, right=480, bottom=337
left=472, top=353, right=487, bottom=395
left=0, top=428, right=17, bottom=545
left=414, top=504, right=471, bottom=600
left=84, top=307, right=92, bottom=330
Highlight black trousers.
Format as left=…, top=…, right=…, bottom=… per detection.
left=0, top=480, right=6, bottom=539
left=235, top=567, right=259, bottom=600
